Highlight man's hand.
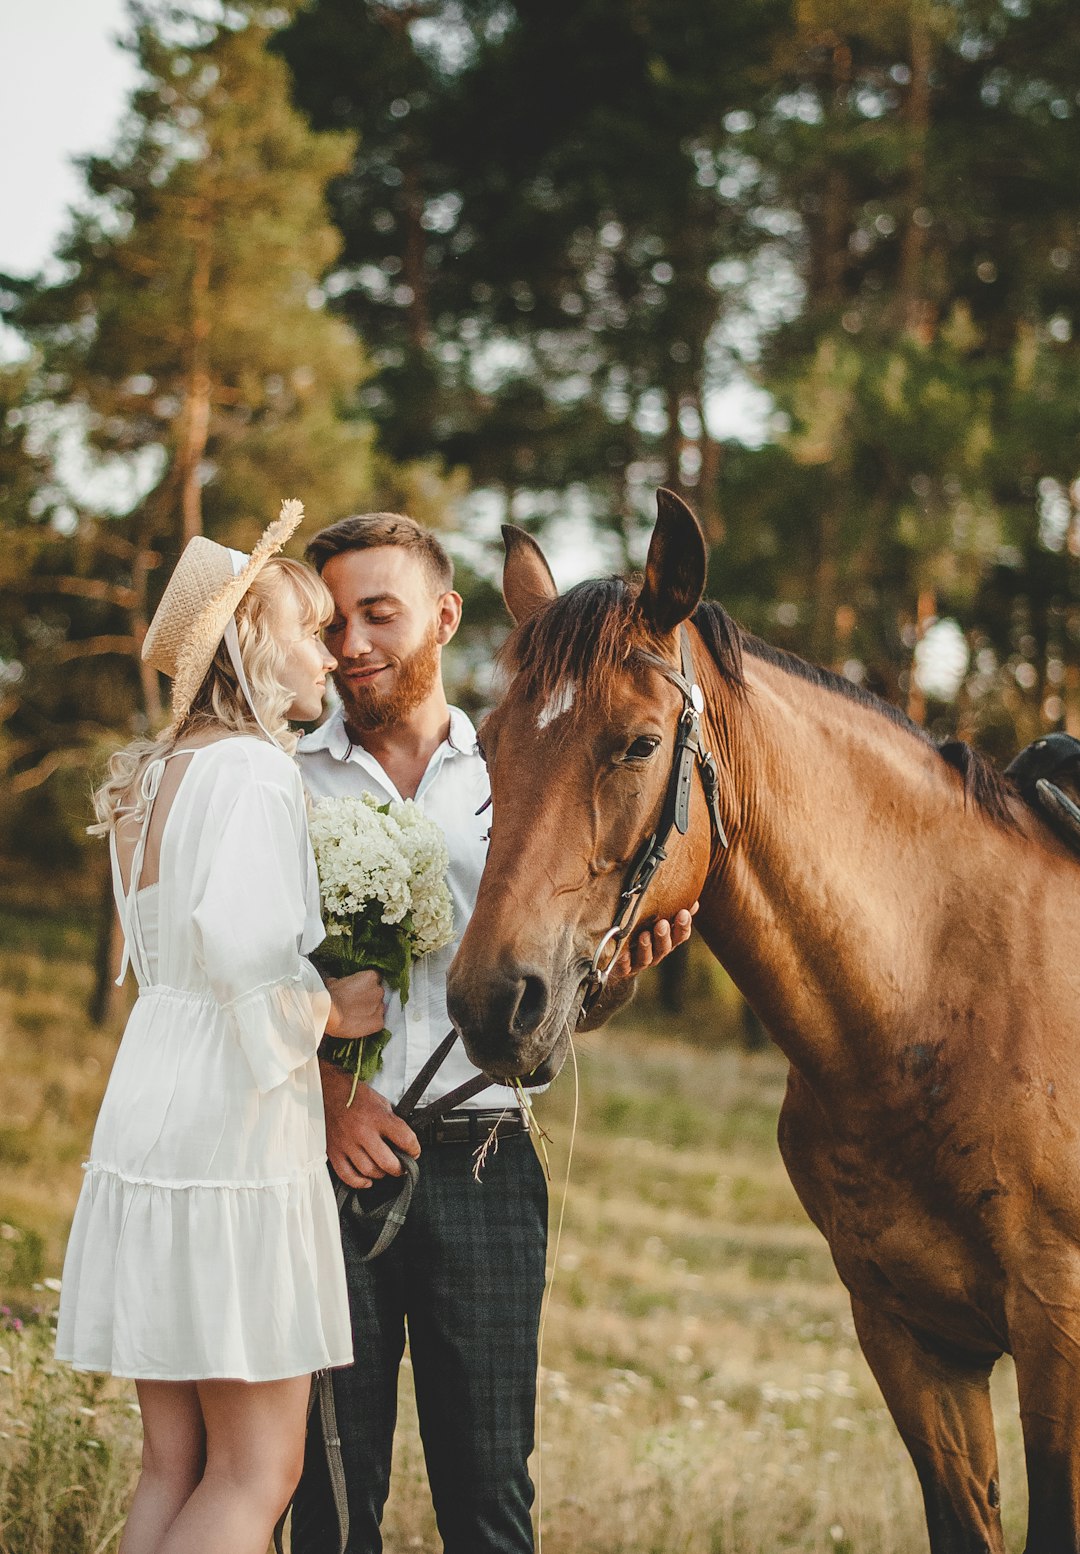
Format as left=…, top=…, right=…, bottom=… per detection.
left=608, top=902, right=699, bottom=982
left=577, top=903, right=699, bottom=1031
left=325, top=968, right=388, bottom=1041
left=320, top=1062, right=420, bottom=1190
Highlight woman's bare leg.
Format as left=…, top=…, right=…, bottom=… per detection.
left=156, top=1374, right=311, bottom=1554
left=119, top=1381, right=205, bottom=1554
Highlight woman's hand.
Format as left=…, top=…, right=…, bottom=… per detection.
left=324, top=969, right=387, bottom=1040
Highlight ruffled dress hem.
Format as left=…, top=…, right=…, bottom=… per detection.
left=53, top=1354, right=355, bottom=1384
left=57, top=1152, right=353, bottom=1383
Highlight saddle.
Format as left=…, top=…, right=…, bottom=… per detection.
left=1005, top=732, right=1080, bottom=855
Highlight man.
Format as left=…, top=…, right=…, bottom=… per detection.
left=292, top=512, right=693, bottom=1554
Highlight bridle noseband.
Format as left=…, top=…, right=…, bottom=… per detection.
left=580, top=624, right=729, bottom=1020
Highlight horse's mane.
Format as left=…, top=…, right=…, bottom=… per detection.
left=693, top=601, right=1019, bottom=828
left=502, top=580, right=1020, bottom=829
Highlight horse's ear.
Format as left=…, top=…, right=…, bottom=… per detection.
left=638, top=488, right=707, bottom=634
left=502, top=524, right=558, bottom=625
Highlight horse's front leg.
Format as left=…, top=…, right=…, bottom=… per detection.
left=1008, top=1278, right=1080, bottom=1553
left=850, top=1295, right=1005, bottom=1554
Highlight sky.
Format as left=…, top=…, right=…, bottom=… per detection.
left=0, top=0, right=137, bottom=280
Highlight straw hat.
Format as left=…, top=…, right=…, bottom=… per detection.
left=142, top=498, right=305, bottom=725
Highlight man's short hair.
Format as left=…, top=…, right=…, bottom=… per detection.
left=305, top=512, right=454, bottom=593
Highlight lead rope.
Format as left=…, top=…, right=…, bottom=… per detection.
left=535, top=1030, right=579, bottom=1554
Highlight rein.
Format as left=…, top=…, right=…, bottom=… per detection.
left=579, top=624, right=728, bottom=1021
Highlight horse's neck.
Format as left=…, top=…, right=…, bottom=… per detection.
left=700, top=654, right=1021, bottom=1088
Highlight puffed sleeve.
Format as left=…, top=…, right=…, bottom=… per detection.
left=191, top=770, right=332, bottom=1093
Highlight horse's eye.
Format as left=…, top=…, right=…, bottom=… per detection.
left=625, top=735, right=661, bottom=762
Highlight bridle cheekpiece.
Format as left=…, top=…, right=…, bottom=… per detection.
left=580, top=624, right=729, bottom=1019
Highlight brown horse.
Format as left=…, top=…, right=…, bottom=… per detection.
left=446, top=488, right=1080, bottom=1554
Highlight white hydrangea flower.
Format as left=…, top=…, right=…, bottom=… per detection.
left=308, top=792, right=454, bottom=955
left=389, top=798, right=456, bottom=954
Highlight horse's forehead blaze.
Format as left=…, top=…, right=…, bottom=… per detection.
left=536, top=680, right=577, bottom=729
left=495, top=667, right=674, bottom=771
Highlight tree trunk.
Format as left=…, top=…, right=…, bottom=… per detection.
left=816, top=39, right=853, bottom=306
left=896, top=9, right=934, bottom=341
left=179, top=228, right=212, bottom=544
left=402, top=150, right=431, bottom=351
left=663, top=384, right=682, bottom=492
left=906, top=586, right=937, bottom=726
left=697, top=432, right=725, bottom=545
left=811, top=509, right=840, bottom=664
left=89, top=851, right=126, bottom=1027
left=90, top=528, right=161, bottom=1025
left=131, top=532, right=163, bottom=725
left=1064, top=663, right=1080, bottom=738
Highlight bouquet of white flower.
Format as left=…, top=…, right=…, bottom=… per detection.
left=308, top=793, right=455, bottom=1100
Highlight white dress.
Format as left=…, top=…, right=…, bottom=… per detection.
left=55, top=736, right=353, bottom=1382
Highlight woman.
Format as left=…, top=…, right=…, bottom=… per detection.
left=56, top=501, right=383, bottom=1554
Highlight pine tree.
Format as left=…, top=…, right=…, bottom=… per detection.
left=739, top=0, right=1080, bottom=739
left=277, top=0, right=783, bottom=557
left=1, top=1, right=383, bottom=1007
left=11, top=1, right=372, bottom=550
left=2, top=0, right=374, bottom=753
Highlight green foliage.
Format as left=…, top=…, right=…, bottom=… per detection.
left=8, top=0, right=373, bottom=541
left=278, top=0, right=1080, bottom=742
left=741, top=0, right=1080, bottom=723
left=0, top=1224, right=44, bottom=1288
left=6, top=0, right=1080, bottom=894
left=316, top=910, right=411, bottom=1086
left=0, top=0, right=392, bottom=872
left=276, top=0, right=785, bottom=544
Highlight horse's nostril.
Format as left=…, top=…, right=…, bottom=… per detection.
left=512, top=973, right=549, bottom=1037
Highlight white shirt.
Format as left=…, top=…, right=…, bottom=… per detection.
left=297, top=706, right=519, bottom=1113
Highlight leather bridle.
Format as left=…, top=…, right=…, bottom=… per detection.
left=579, top=624, right=729, bottom=1021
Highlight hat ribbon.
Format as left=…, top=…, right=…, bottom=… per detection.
left=224, top=548, right=282, bottom=748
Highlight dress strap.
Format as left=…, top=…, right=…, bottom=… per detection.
left=113, top=750, right=189, bottom=987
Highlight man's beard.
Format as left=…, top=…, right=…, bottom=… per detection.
left=335, top=625, right=441, bottom=734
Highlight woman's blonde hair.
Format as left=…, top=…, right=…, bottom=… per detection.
left=91, top=556, right=333, bottom=834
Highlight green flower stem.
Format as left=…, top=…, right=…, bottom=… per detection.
left=314, top=917, right=411, bottom=1099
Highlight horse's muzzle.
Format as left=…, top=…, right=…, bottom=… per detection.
left=447, top=960, right=564, bottom=1078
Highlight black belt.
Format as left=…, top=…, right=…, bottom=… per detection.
left=414, top=1107, right=527, bottom=1146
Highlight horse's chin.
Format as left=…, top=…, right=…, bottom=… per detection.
left=511, top=1024, right=571, bottom=1088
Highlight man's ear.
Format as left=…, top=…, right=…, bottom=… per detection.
left=637, top=488, right=707, bottom=635
left=502, top=525, right=558, bottom=625
left=436, top=590, right=463, bottom=645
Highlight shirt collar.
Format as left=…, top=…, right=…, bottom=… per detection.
left=297, top=707, right=351, bottom=761
left=298, top=705, right=479, bottom=763
left=446, top=705, right=478, bottom=756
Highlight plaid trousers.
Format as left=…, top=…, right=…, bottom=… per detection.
left=292, top=1131, right=548, bottom=1554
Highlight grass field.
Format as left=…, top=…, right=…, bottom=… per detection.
left=0, top=903, right=1029, bottom=1552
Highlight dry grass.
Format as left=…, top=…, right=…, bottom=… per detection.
left=0, top=908, right=1028, bottom=1553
